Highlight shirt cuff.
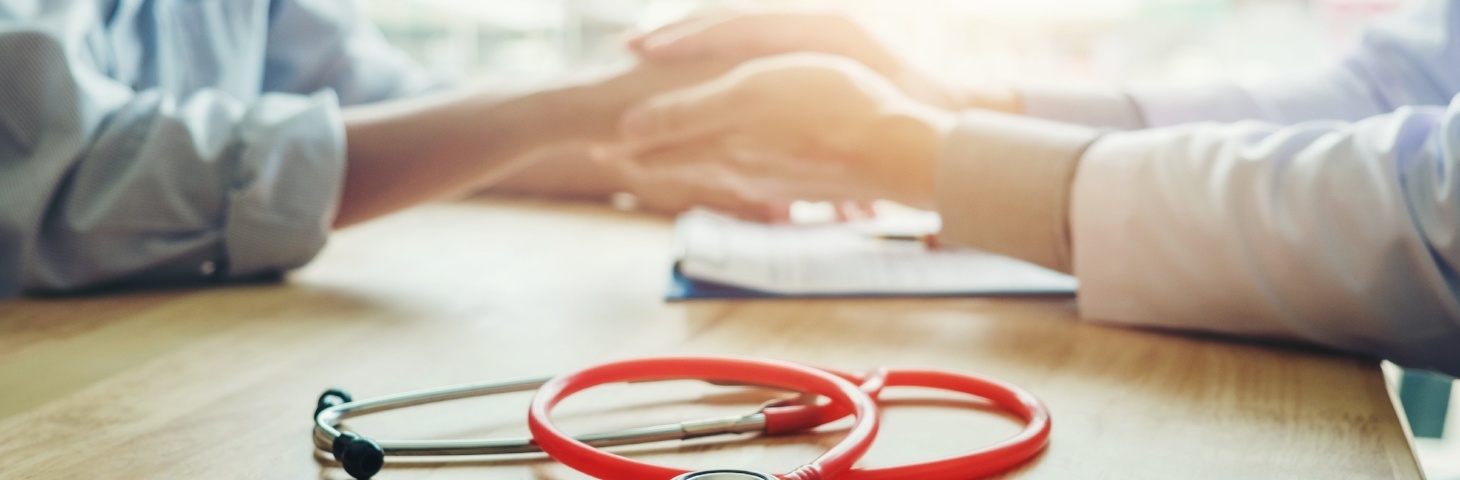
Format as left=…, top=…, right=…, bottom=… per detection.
left=1019, top=85, right=1147, bottom=130
left=223, top=91, right=346, bottom=279
left=934, top=111, right=1102, bottom=273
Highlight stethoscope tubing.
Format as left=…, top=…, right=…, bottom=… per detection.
left=312, top=356, right=1052, bottom=480
left=836, top=369, right=1051, bottom=480
left=527, top=356, right=884, bottom=480
left=314, top=376, right=549, bottom=456
left=313, top=376, right=776, bottom=456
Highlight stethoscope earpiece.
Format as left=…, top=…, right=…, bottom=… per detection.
left=332, top=432, right=385, bottom=480
left=319, top=388, right=381, bottom=480
left=315, top=388, right=353, bottom=417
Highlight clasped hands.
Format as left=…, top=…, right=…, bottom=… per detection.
left=597, top=12, right=973, bottom=221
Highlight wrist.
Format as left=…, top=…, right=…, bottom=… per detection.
left=507, top=86, right=603, bottom=145
left=452, top=74, right=632, bottom=150
left=934, top=111, right=1095, bottom=273
left=960, top=87, right=1024, bottom=114
left=889, top=66, right=1023, bottom=115
left=868, top=101, right=955, bottom=209
left=535, top=84, right=611, bottom=143
left=548, top=62, right=728, bottom=143
left=489, top=145, right=631, bottom=199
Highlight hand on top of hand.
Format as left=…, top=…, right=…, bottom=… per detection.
left=602, top=52, right=954, bottom=211
left=626, top=10, right=966, bottom=111
left=592, top=10, right=977, bottom=219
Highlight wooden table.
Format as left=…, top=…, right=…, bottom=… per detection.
left=0, top=199, right=1424, bottom=479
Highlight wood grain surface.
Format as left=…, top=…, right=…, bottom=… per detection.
left=0, top=198, right=1423, bottom=479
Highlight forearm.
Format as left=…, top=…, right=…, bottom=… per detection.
left=485, top=146, right=628, bottom=201
left=933, top=111, right=1096, bottom=273
left=334, top=60, right=732, bottom=227
left=334, top=86, right=572, bottom=227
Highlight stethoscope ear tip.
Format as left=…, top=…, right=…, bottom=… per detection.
left=315, top=388, right=354, bottom=417
left=333, top=432, right=385, bottom=479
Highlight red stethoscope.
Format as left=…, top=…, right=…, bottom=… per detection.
left=313, top=356, right=1051, bottom=480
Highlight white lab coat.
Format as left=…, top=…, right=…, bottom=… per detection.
left=1055, top=1, right=1460, bottom=373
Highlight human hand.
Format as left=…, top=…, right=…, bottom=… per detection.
left=627, top=11, right=1018, bottom=113
left=612, top=159, right=794, bottom=221
left=482, top=143, right=802, bottom=221
left=550, top=59, right=738, bottom=142
left=610, top=146, right=881, bottom=222
left=481, top=58, right=883, bottom=221
left=605, top=53, right=955, bottom=210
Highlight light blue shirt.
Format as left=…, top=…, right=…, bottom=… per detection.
left=0, top=0, right=429, bottom=295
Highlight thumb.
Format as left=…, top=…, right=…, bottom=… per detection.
left=628, top=11, right=728, bottom=57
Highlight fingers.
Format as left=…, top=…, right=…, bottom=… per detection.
left=661, top=184, right=792, bottom=223
left=626, top=10, right=735, bottom=56
left=630, top=13, right=754, bottom=61
left=602, top=132, right=892, bottom=222
left=619, top=76, right=744, bottom=143
left=619, top=56, right=852, bottom=149
left=713, top=149, right=878, bottom=202
left=595, top=129, right=730, bottom=172
left=836, top=200, right=878, bottom=222
left=618, top=160, right=792, bottom=222
left=603, top=131, right=829, bottom=192
left=615, top=136, right=881, bottom=204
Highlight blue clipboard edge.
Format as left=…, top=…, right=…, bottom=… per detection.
left=665, top=261, right=1078, bottom=302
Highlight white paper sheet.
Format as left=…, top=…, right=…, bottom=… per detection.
left=673, top=209, right=1078, bottom=296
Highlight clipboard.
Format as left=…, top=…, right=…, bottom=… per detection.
left=665, top=210, right=1078, bottom=301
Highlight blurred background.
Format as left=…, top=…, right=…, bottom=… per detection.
left=358, top=1, right=1454, bottom=477
left=362, top=0, right=1416, bottom=88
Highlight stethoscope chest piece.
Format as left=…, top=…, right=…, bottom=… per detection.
left=672, top=470, right=777, bottom=480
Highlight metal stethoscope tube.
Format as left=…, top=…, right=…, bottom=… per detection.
left=312, top=376, right=794, bottom=477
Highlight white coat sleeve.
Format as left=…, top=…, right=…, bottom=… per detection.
left=1073, top=99, right=1460, bottom=374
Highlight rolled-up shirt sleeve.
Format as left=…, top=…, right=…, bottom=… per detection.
left=218, top=92, right=345, bottom=279
left=0, top=18, right=345, bottom=294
